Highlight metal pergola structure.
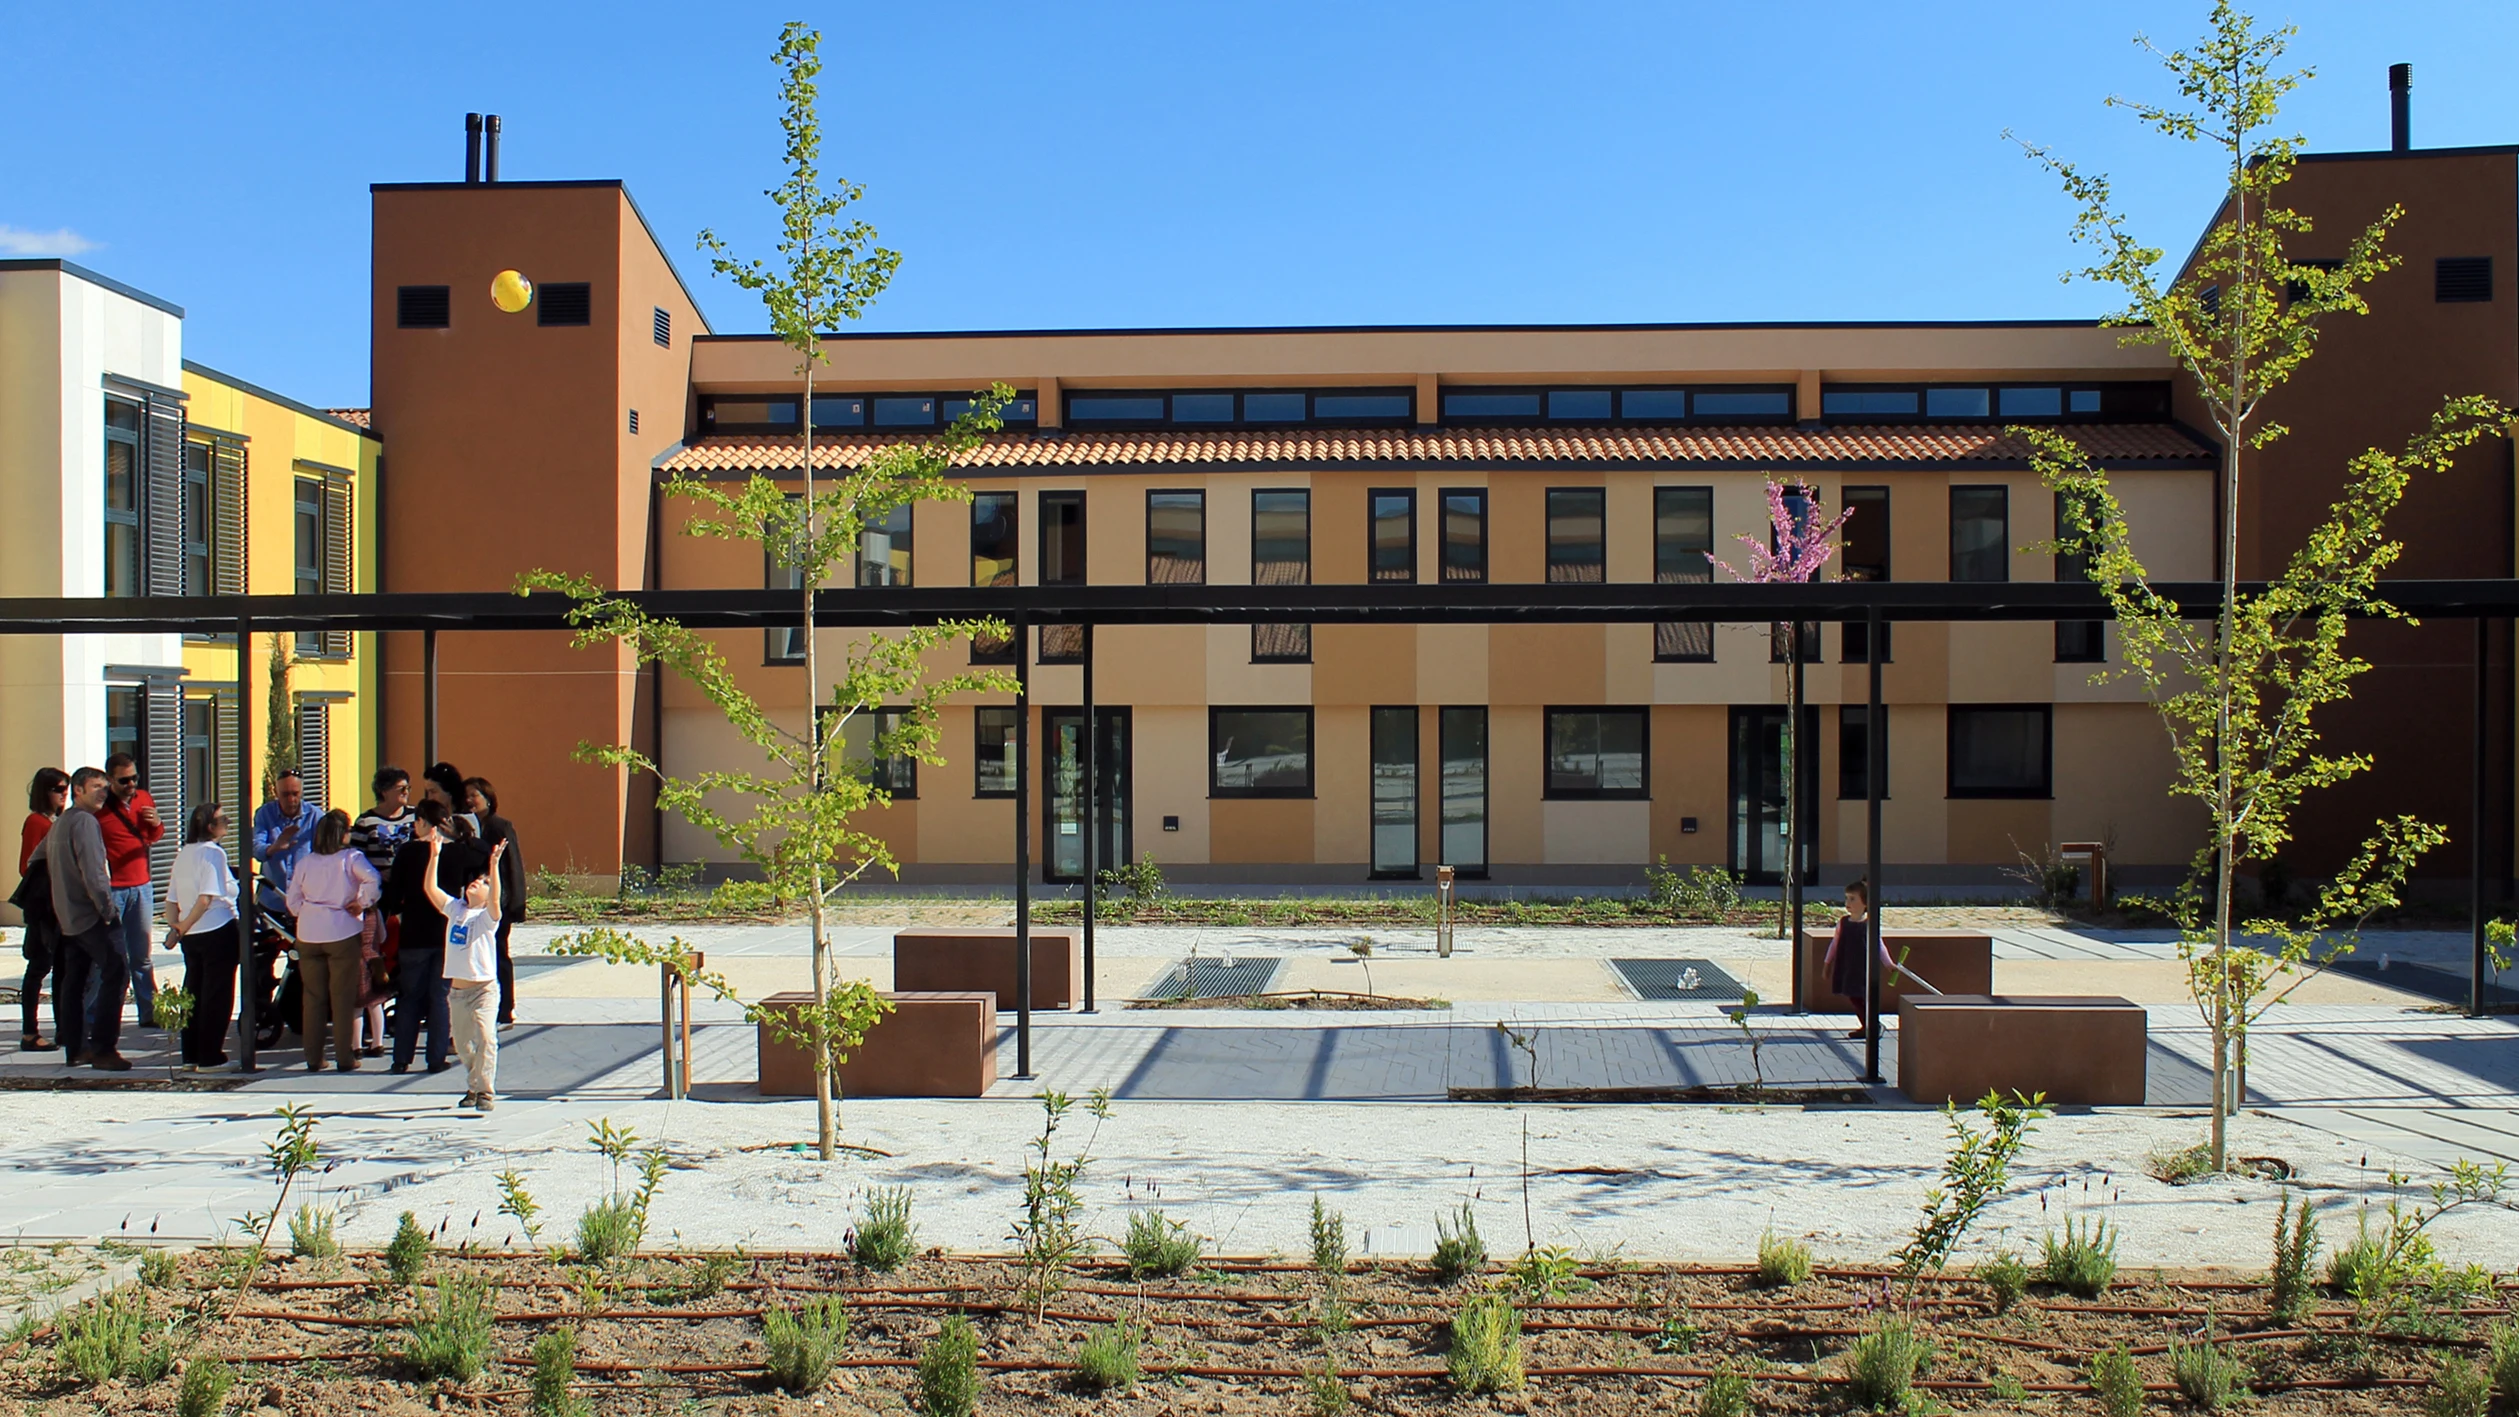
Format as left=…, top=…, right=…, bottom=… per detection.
left=3, top=576, right=2509, bottom=1086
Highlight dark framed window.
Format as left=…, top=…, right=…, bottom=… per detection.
left=104, top=397, right=142, bottom=598
left=180, top=439, right=213, bottom=599
left=1840, top=486, right=1891, bottom=663
left=857, top=503, right=913, bottom=588
left=1147, top=490, right=1205, bottom=584
left=1653, top=486, right=1713, bottom=662
left=874, top=396, right=937, bottom=427
left=1038, top=491, right=1086, bottom=662
left=537, top=282, right=592, bottom=326
left=1252, top=489, right=1311, bottom=663
left=1838, top=705, right=1887, bottom=800
left=1440, top=489, right=1487, bottom=583
left=1545, top=708, right=1648, bottom=799
left=292, top=476, right=324, bottom=653
left=974, top=707, right=1019, bottom=797
left=970, top=492, right=1018, bottom=663
left=1369, top=489, right=1415, bottom=584
left=765, top=497, right=806, bottom=663
left=698, top=391, right=1036, bottom=433
left=1211, top=707, right=1313, bottom=797
left=1369, top=705, right=1418, bottom=878
left=1817, top=382, right=2170, bottom=423
left=1950, top=486, right=2009, bottom=584
left=395, top=285, right=450, bottom=329
left=1440, top=706, right=1488, bottom=873
left=105, top=685, right=144, bottom=774
left=1545, top=489, right=1606, bottom=583
left=1062, top=388, right=1412, bottom=428
left=2054, top=491, right=2104, bottom=663
left=836, top=707, right=918, bottom=798
left=1948, top=706, right=2052, bottom=799
left=1435, top=386, right=1791, bottom=425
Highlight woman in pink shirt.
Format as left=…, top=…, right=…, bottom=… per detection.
left=285, top=810, right=380, bottom=1072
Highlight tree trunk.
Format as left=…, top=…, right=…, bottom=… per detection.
left=801, top=353, right=835, bottom=1162
left=2209, top=167, right=2250, bottom=1174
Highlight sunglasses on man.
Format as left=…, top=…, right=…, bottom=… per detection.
left=112, top=775, right=138, bottom=786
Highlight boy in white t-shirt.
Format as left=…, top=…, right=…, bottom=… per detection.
left=425, top=834, right=508, bottom=1111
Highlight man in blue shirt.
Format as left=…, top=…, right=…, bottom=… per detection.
left=252, top=769, right=324, bottom=924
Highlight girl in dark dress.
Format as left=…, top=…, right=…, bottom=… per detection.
left=1823, top=879, right=1890, bottom=1040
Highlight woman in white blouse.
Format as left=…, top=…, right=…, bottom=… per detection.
left=285, top=809, right=381, bottom=1072
left=165, top=803, right=240, bottom=1068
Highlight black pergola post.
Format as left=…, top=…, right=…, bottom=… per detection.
left=1013, top=612, right=1033, bottom=1079
left=235, top=610, right=259, bottom=1074
left=1865, top=604, right=1885, bottom=1085
left=423, top=627, right=439, bottom=767
left=1081, top=622, right=1097, bottom=1014
left=2475, top=615, right=2490, bottom=1018
left=1789, top=626, right=1806, bottom=980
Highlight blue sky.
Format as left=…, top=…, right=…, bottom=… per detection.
left=4, top=1, right=2511, bottom=409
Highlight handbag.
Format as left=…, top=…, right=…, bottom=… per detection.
left=9, top=856, right=54, bottom=929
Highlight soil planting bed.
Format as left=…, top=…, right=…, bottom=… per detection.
left=1130, top=992, right=1446, bottom=1012
left=8, top=1249, right=2514, bottom=1414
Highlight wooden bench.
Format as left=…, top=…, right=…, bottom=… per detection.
left=1798, top=929, right=1995, bottom=1014
left=757, top=991, right=998, bottom=1098
left=1898, top=994, right=2147, bottom=1106
left=893, top=928, right=1082, bottom=1011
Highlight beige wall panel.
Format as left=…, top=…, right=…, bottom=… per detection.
left=660, top=704, right=766, bottom=863
left=1206, top=627, right=1314, bottom=702
left=1026, top=662, right=1081, bottom=708
left=1885, top=704, right=1950, bottom=865
left=2053, top=702, right=2202, bottom=866
left=1416, top=624, right=1489, bottom=706
left=914, top=706, right=1010, bottom=865
left=1313, top=473, right=1370, bottom=584
left=1947, top=798, right=2054, bottom=868
left=1542, top=800, right=1651, bottom=865
left=1210, top=798, right=1316, bottom=863
left=1884, top=621, right=1952, bottom=707
left=1090, top=477, right=1148, bottom=585
left=853, top=797, right=920, bottom=869
left=1489, top=706, right=1545, bottom=864
left=1131, top=705, right=1211, bottom=863
left=1492, top=625, right=1604, bottom=706
left=1650, top=705, right=1728, bottom=863
left=1491, top=480, right=1543, bottom=583
left=1206, top=477, right=1257, bottom=582
left=2114, top=469, right=2216, bottom=580
left=1653, top=625, right=1780, bottom=704
left=1314, top=706, right=1371, bottom=864
left=1895, top=474, right=1951, bottom=584
left=1604, top=623, right=1655, bottom=703
left=1095, top=625, right=1208, bottom=706
left=1606, top=473, right=1654, bottom=583
left=1947, top=622, right=2054, bottom=703
left=1315, top=624, right=1418, bottom=706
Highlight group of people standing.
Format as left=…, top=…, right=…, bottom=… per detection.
left=12, top=758, right=525, bottom=1111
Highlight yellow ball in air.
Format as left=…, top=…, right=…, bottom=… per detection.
left=490, top=269, right=534, bottom=313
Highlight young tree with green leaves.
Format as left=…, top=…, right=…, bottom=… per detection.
left=2012, top=1, right=2511, bottom=1168
left=519, top=22, right=1013, bottom=1160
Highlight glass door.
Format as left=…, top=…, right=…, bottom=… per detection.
left=1729, top=706, right=1819, bottom=885
left=1370, top=707, right=1418, bottom=877
left=1439, top=707, right=1487, bottom=875
left=1045, top=707, right=1130, bottom=882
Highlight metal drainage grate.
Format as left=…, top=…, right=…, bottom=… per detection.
left=1147, top=956, right=1283, bottom=1000
left=1610, top=958, right=1749, bottom=1003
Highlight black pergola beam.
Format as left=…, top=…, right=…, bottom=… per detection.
left=3, top=579, right=2518, bottom=634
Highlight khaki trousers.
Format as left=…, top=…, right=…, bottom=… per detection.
left=299, top=935, right=365, bottom=1070
left=450, top=978, right=499, bottom=1098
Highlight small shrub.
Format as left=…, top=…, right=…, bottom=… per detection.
left=1310, top=1195, right=1348, bottom=1274
left=1756, top=1230, right=1813, bottom=1288
left=2325, top=1208, right=2395, bottom=1303
left=2039, top=1215, right=2118, bottom=1297
left=1430, top=1202, right=1487, bottom=1282
left=674, top=1251, right=740, bottom=1300
left=139, top=1249, right=179, bottom=1287
left=1980, top=1251, right=2030, bottom=1313
left=917, top=1314, right=981, bottom=1417
left=1988, top=1369, right=2029, bottom=1402
left=1697, top=1368, right=1752, bottom=1417
left=1653, top=1311, right=1702, bottom=1354
left=1303, top=1362, right=1353, bottom=1415
left=2090, top=1346, right=2144, bottom=1417
left=177, top=1356, right=235, bottom=1417
left=574, top=1197, right=642, bottom=1267
left=1074, top=1321, right=1142, bottom=1392
left=1505, top=1245, right=1587, bottom=1300
left=2489, top=1320, right=2519, bottom=1408
left=1122, top=1208, right=1202, bottom=1278
left=851, top=1186, right=919, bottom=1272
left=386, top=1211, right=432, bottom=1286
left=762, top=1294, right=848, bottom=1395
left=287, top=1203, right=339, bottom=1260
left=402, top=1272, right=495, bottom=1382
left=1844, top=1314, right=1931, bottom=1410
left=2168, top=1319, right=2248, bottom=1410
left=57, top=1289, right=175, bottom=1387
left=2145, top=1141, right=2217, bottom=1185
left=2269, top=1189, right=2320, bottom=1325
left=1648, top=858, right=1744, bottom=921
left=2425, top=1354, right=2491, bottom=1417
left=530, top=1327, right=589, bottom=1417
left=1446, top=1294, right=1525, bottom=1395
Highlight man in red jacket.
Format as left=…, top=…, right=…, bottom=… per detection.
left=93, top=752, right=164, bottom=1028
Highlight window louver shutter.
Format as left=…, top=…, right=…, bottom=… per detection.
left=213, top=440, right=249, bottom=595
left=653, top=306, right=671, bottom=346
left=145, top=683, right=181, bottom=884
left=296, top=699, right=330, bottom=809
left=2436, top=257, right=2493, bottom=303
left=144, top=397, right=185, bottom=597
left=215, top=688, right=244, bottom=861
left=323, top=473, right=353, bottom=658
left=539, top=283, right=592, bottom=326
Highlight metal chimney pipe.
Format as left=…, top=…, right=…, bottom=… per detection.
left=2389, top=64, right=2412, bottom=153
left=464, top=113, right=482, bottom=183
left=484, top=114, right=502, bottom=182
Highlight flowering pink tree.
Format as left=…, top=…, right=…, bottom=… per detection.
left=1718, top=480, right=1853, bottom=940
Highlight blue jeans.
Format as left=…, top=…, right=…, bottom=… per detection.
left=82, top=885, right=157, bottom=1027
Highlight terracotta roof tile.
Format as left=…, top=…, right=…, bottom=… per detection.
left=659, top=422, right=2211, bottom=475
left=325, top=407, right=372, bottom=429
